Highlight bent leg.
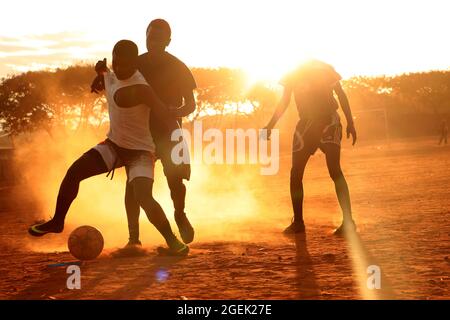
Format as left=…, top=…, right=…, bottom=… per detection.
left=161, top=145, right=194, bottom=243
left=322, top=144, right=353, bottom=222
left=130, top=177, right=179, bottom=247
left=160, top=146, right=188, bottom=214
left=29, top=149, right=108, bottom=236
left=53, top=149, right=108, bottom=226
left=167, top=176, right=194, bottom=243
left=167, top=176, right=186, bottom=214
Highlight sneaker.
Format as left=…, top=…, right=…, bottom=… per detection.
left=125, top=239, right=142, bottom=248
left=283, top=219, right=306, bottom=234
left=175, top=211, right=194, bottom=244
left=28, top=219, right=63, bottom=237
left=111, top=240, right=146, bottom=258
left=157, top=239, right=189, bottom=257
left=333, top=220, right=356, bottom=236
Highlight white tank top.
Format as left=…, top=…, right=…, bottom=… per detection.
left=104, top=70, right=156, bottom=153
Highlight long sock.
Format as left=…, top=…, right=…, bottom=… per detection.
left=132, top=178, right=179, bottom=247
left=125, top=182, right=140, bottom=242
left=144, top=199, right=178, bottom=246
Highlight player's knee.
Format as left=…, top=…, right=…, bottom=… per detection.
left=290, top=167, right=303, bottom=181
left=133, top=186, right=152, bottom=204
left=64, top=161, right=83, bottom=184
left=131, top=177, right=155, bottom=203
left=167, top=176, right=185, bottom=190
left=168, top=177, right=186, bottom=196
left=329, top=168, right=344, bottom=181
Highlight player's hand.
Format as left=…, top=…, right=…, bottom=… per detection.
left=90, top=75, right=105, bottom=94
left=166, top=105, right=180, bottom=118
left=95, top=58, right=107, bottom=74
left=260, top=126, right=272, bottom=140
left=347, top=122, right=357, bottom=146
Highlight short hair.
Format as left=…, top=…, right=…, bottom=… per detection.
left=147, top=19, right=171, bottom=39
left=113, top=40, right=138, bottom=58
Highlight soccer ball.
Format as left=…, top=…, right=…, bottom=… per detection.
left=68, top=226, right=104, bottom=260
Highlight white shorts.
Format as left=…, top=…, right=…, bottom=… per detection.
left=93, top=139, right=155, bottom=182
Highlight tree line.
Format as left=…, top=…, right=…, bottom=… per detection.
left=0, top=65, right=449, bottom=138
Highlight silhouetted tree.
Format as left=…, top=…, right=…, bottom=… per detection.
left=1, top=65, right=449, bottom=139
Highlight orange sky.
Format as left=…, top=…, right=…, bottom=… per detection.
left=0, top=0, right=449, bottom=81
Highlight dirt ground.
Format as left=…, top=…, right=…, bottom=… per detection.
left=0, top=137, right=449, bottom=300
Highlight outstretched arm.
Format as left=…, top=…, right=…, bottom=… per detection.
left=114, top=84, right=180, bottom=133
left=90, top=59, right=108, bottom=93
left=264, top=87, right=292, bottom=133
left=333, top=81, right=357, bottom=145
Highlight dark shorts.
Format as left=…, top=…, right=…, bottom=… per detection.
left=149, top=116, right=191, bottom=181
left=292, top=112, right=342, bottom=155
left=152, top=131, right=191, bottom=181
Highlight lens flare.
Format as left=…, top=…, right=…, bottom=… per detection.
left=155, top=268, right=169, bottom=283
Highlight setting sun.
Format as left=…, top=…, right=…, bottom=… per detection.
left=0, top=0, right=449, bottom=79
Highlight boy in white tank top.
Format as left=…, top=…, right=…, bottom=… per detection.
left=28, top=40, right=188, bottom=256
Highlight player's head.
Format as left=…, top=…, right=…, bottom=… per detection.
left=146, top=18, right=171, bottom=53
left=112, top=40, right=139, bottom=80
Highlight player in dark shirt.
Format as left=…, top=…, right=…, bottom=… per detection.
left=264, top=60, right=357, bottom=235
left=91, top=20, right=196, bottom=248
left=125, top=19, right=196, bottom=246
